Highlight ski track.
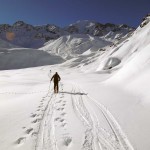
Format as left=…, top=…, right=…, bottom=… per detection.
left=35, top=89, right=58, bottom=150
left=72, top=83, right=134, bottom=150
left=35, top=82, right=134, bottom=150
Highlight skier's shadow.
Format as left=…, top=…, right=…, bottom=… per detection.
left=60, top=91, right=87, bottom=95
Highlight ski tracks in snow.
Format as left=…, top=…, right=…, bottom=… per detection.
left=35, top=82, right=72, bottom=150
left=71, top=83, right=134, bottom=150
left=35, top=91, right=58, bottom=150
left=35, top=82, right=134, bottom=150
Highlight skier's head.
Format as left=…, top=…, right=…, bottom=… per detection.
left=55, top=72, right=58, bottom=75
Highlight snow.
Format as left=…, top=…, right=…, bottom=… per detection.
left=0, top=66, right=135, bottom=150
left=39, top=34, right=112, bottom=59
left=0, top=16, right=150, bottom=150
left=0, top=38, right=18, bottom=48
left=66, top=20, right=133, bottom=39
left=103, top=57, right=121, bottom=70
left=69, top=20, right=96, bottom=33
left=0, top=20, right=133, bottom=49
left=0, top=48, right=64, bottom=70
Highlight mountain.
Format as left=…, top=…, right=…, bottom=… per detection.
left=96, top=14, right=150, bottom=74
left=39, top=21, right=134, bottom=59
left=0, top=20, right=134, bottom=48
left=0, top=38, right=18, bottom=48
left=65, top=20, right=133, bottom=41
left=60, top=14, right=150, bottom=73
left=39, top=34, right=112, bottom=59
left=0, top=21, right=66, bottom=48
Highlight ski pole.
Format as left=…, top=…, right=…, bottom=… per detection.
left=47, top=70, right=52, bottom=96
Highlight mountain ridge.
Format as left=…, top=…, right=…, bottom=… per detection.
left=0, top=20, right=134, bottom=48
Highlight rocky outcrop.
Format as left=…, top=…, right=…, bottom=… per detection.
left=140, top=14, right=150, bottom=28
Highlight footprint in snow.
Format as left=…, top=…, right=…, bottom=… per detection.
left=32, top=119, right=38, bottom=123
left=62, top=104, right=66, bottom=106
left=26, top=128, right=33, bottom=134
left=32, top=119, right=40, bottom=124
left=30, top=114, right=36, bottom=118
left=56, top=100, right=62, bottom=103
left=15, top=137, right=26, bottom=145
left=60, top=119, right=65, bottom=122
left=31, top=132, right=38, bottom=137
left=55, top=117, right=60, bottom=121
left=61, top=112, right=66, bottom=116
left=57, top=108, right=64, bottom=111
left=63, top=136, right=72, bottom=146
left=61, top=123, right=67, bottom=127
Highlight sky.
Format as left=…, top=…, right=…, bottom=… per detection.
left=0, top=0, right=149, bottom=27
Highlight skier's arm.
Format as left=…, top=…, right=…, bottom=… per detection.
left=58, top=75, right=61, bottom=81
left=51, top=75, right=54, bottom=81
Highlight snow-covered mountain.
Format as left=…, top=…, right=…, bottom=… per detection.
left=0, top=20, right=134, bottom=48
left=96, top=14, right=150, bottom=74
left=65, top=20, right=133, bottom=41
left=0, top=32, right=65, bottom=70
left=39, top=21, right=134, bottom=59
left=39, top=34, right=112, bottom=59
left=0, top=38, right=18, bottom=48
left=0, top=21, right=66, bottom=48
left=61, top=14, right=150, bottom=74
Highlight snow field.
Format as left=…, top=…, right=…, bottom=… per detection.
left=0, top=66, right=135, bottom=150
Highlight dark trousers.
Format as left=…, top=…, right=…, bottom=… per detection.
left=54, top=82, right=59, bottom=93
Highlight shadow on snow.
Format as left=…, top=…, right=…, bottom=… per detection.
left=59, top=91, right=87, bottom=95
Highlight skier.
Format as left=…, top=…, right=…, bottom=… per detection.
left=51, top=72, right=61, bottom=93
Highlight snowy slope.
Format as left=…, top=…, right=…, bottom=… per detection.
left=0, top=48, right=64, bottom=70
left=98, top=14, right=150, bottom=81
left=0, top=38, right=18, bottom=48
left=39, top=34, right=112, bottom=59
left=39, top=20, right=134, bottom=59
left=0, top=31, right=65, bottom=70
left=80, top=14, right=150, bottom=150
left=0, top=66, right=135, bottom=150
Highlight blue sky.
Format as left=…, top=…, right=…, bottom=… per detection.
left=0, top=0, right=149, bottom=27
